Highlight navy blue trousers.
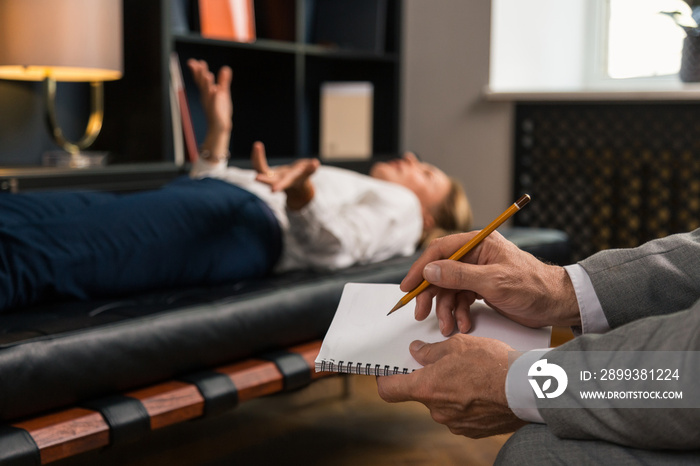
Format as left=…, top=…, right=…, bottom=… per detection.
left=0, top=177, right=281, bottom=312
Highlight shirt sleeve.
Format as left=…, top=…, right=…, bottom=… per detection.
left=506, top=265, right=609, bottom=423
left=284, top=185, right=422, bottom=270
left=189, top=158, right=228, bottom=179
left=505, top=348, right=551, bottom=423
left=564, top=264, right=610, bottom=335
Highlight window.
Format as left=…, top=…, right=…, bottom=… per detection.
left=489, top=0, right=693, bottom=92
left=606, top=0, right=688, bottom=79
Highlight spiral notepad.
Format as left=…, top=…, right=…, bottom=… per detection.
left=315, top=283, right=551, bottom=376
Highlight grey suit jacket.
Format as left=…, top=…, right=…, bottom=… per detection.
left=583, top=228, right=700, bottom=329
left=537, top=229, right=700, bottom=450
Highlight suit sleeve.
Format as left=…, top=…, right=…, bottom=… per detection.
left=579, top=229, right=700, bottom=328
left=537, top=301, right=700, bottom=450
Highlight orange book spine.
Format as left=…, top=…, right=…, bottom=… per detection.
left=199, top=0, right=256, bottom=43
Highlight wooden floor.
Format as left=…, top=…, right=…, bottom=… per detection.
left=57, top=375, right=510, bottom=465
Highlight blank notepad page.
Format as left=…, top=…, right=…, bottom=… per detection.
left=315, top=283, right=551, bottom=376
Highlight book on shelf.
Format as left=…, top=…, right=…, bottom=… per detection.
left=169, top=53, right=199, bottom=163
left=198, top=0, right=256, bottom=43
left=313, top=0, right=388, bottom=53
left=171, top=0, right=191, bottom=34
left=255, top=0, right=295, bottom=42
left=315, top=283, right=552, bottom=376
left=320, top=82, right=373, bottom=160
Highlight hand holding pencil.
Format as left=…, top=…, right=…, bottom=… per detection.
left=389, top=195, right=530, bottom=316
left=392, top=195, right=581, bottom=336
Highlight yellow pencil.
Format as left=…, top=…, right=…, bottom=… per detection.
left=387, top=194, right=531, bottom=316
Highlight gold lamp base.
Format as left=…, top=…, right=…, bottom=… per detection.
left=43, top=77, right=108, bottom=168
left=42, top=150, right=108, bottom=169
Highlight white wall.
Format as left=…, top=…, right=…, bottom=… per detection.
left=401, top=0, right=513, bottom=227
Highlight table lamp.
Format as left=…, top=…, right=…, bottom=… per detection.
left=0, top=0, right=123, bottom=168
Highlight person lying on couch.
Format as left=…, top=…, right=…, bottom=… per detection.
left=187, top=58, right=472, bottom=271
left=0, top=61, right=472, bottom=313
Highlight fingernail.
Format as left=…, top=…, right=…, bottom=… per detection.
left=459, top=318, right=471, bottom=333
left=457, top=317, right=466, bottom=333
left=424, top=263, right=441, bottom=282
left=410, top=340, right=426, bottom=352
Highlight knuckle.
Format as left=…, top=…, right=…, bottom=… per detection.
left=416, top=343, right=433, bottom=362
left=440, top=263, right=468, bottom=288
left=453, top=264, right=469, bottom=283
left=376, top=382, right=391, bottom=401
left=489, top=268, right=517, bottom=293
left=429, top=409, right=447, bottom=424
left=428, top=236, right=442, bottom=249
left=411, top=379, right=434, bottom=404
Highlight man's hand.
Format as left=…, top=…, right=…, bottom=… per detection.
left=250, top=141, right=320, bottom=210
left=376, top=335, right=527, bottom=438
left=402, top=231, right=581, bottom=335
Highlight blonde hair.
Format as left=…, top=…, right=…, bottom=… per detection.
left=420, top=177, right=473, bottom=248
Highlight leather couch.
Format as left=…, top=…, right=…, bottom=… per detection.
left=0, top=226, right=569, bottom=421
left=0, top=226, right=569, bottom=464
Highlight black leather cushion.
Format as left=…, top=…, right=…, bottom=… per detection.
left=0, top=227, right=569, bottom=421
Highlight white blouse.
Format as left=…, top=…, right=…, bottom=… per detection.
left=190, top=159, right=423, bottom=272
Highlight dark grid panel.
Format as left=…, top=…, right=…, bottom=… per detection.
left=514, top=103, right=700, bottom=262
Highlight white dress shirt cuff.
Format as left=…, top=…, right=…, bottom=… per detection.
left=189, top=157, right=228, bottom=178
left=564, top=264, right=610, bottom=335
left=505, top=349, right=552, bottom=424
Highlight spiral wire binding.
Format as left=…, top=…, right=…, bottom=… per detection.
left=316, top=360, right=412, bottom=376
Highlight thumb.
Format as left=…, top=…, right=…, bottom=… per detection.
left=217, top=65, right=233, bottom=90
left=307, top=158, right=321, bottom=173
left=409, top=339, right=449, bottom=366
left=250, top=142, right=269, bottom=174
left=297, top=158, right=320, bottom=178
left=423, top=260, right=486, bottom=292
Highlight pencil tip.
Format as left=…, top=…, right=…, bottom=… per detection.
left=387, top=301, right=404, bottom=316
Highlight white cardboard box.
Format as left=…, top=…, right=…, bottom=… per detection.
left=320, top=82, right=373, bottom=160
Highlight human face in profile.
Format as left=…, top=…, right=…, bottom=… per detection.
left=370, top=152, right=452, bottom=217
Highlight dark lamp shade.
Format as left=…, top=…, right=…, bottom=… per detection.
left=0, top=0, right=123, bottom=82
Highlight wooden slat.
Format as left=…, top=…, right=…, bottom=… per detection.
left=13, top=408, right=109, bottom=465
left=216, top=359, right=284, bottom=402
left=127, top=381, right=205, bottom=430
left=214, top=341, right=328, bottom=401
left=7, top=340, right=325, bottom=464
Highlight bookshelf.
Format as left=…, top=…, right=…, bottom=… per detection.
left=99, top=0, right=403, bottom=164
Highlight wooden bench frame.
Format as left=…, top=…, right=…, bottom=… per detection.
left=10, top=341, right=327, bottom=464
left=10, top=327, right=575, bottom=464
